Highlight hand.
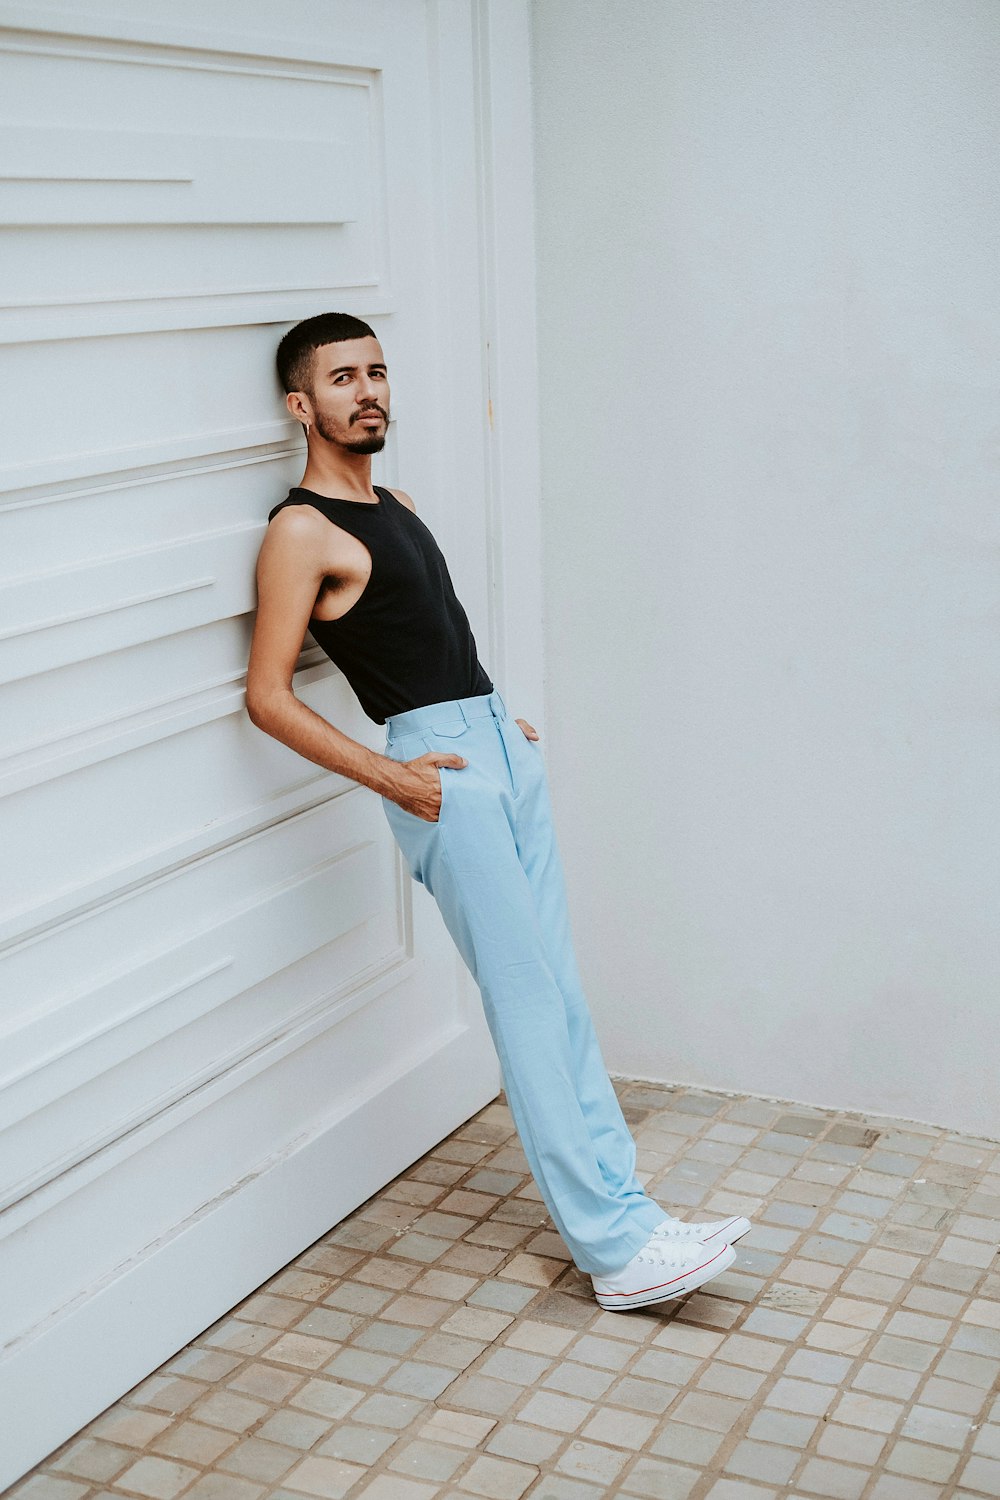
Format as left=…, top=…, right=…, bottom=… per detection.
left=516, top=717, right=540, bottom=740
left=390, top=750, right=467, bottom=821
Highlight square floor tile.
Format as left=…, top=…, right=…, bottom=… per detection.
left=14, top=1089, right=1000, bottom=1500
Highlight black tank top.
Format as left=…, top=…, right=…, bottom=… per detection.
left=266, top=484, right=493, bottom=724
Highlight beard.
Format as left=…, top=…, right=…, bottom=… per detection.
left=312, top=406, right=388, bottom=453
left=345, top=430, right=387, bottom=454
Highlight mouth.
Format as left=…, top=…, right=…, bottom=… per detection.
left=354, top=410, right=385, bottom=424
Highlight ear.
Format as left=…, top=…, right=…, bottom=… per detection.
left=286, top=389, right=312, bottom=427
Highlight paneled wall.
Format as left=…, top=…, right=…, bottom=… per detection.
left=0, top=2, right=542, bottom=1480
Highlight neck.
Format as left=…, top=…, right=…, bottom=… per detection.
left=299, top=440, right=379, bottom=502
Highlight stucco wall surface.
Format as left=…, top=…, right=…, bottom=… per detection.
left=530, top=0, right=999, bottom=1134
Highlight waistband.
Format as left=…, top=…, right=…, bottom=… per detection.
left=384, top=689, right=508, bottom=742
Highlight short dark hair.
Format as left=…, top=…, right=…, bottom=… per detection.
left=276, top=312, right=379, bottom=395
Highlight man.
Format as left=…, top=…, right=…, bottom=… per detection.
left=246, top=312, right=751, bottom=1310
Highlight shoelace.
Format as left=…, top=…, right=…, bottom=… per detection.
left=652, top=1220, right=701, bottom=1236
left=632, top=1244, right=697, bottom=1267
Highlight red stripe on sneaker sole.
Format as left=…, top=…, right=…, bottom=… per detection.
left=596, top=1289, right=688, bottom=1309
left=593, top=1243, right=730, bottom=1301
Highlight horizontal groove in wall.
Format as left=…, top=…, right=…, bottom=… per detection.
left=0, top=526, right=263, bottom=685
left=0, top=774, right=350, bottom=952
left=0, top=426, right=300, bottom=499
left=3, top=128, right=361, bottom=230
left=0, top=650, right=332, bottom=798
left=0, top=286, right=391, bottom=347
left=1, top=839, right=378, bottom=1097
left=0, top=410, right=395, bottom=499
left=0, top=783, right=404, bottom=1064
left=0, top=947, right=417, bottom=1233
left=4, top=518, right=257, bottom=593
left=0, top=23, right=382, bottom=77
left=0, top=836, right=400, bottom=1211
left=0, top=575, right=217, bottom=642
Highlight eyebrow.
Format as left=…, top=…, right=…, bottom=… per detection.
left=327, top=363, right=387, bottom=376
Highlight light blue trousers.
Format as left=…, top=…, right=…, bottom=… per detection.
left=381, top=688, right=665, bottom=1276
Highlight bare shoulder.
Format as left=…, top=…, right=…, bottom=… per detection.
left=263, top=501, right=329, bottom=537
left=385, top=486, right=417, bottom=513
left=264, top=502, right=330, bottom=542
left=258, top=502, right=346, bottom=576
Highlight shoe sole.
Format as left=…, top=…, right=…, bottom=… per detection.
left=593, top=1238, right=736, bottom=1311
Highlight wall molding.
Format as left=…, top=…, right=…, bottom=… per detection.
left=0, top=522, right=267, bottom=684
left=0, top=947, right=419, bottom=1233
left=0, top=413, right=399, bottom=499
left=0, top=12, right=382, bottom=71
left=2, top=123, right=363, bottom=226
left=0, top=8, right=508, bottom=1485
left=0, top=26, right=390, bottom=342
left=0, top=650, right=332, bottom=798
left=0, top=574, right=217, bottom=643
left=0, top=424, right=297, bottom=501
left=0, top=771, right=346, bottom=951
left=470, top=0, right=544, bottom=723
left=0, top=288, right=395, bottom=347
left=0, top=839, right=405, bottom=1210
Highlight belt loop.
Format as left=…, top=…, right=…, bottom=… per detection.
left=458, top=700, right=472, bottom=727
left=491, top=689, right=506, bottom=721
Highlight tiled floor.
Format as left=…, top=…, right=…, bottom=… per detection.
left=11, top=1080, right=1000, bottom=1500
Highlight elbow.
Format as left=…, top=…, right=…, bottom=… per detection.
left=245, top=687, right=275, bottom=731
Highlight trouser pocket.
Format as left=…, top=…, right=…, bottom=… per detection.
left=381, top=724, right=469, bottom=882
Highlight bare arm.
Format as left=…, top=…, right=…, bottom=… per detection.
left=245, top=508, right=465, bottom=818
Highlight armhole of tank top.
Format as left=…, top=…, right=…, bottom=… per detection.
left=268, top=497, right=305, bottom=523
left=269, top=496, right=333, bottom=526
left=298, top=494, right=376, bottom=626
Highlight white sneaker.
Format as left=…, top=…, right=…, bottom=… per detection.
left=591, top=1233, right=736, bottom=1311
left=650, top=1213, right=752, bottom=1248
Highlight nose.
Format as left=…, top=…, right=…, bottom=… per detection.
left=355, top=373, right=380, bottom=403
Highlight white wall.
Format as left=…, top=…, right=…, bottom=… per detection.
left=0, top=2, right=533, bottom=1479
left=530, top=0, right=1000, bottom=1136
